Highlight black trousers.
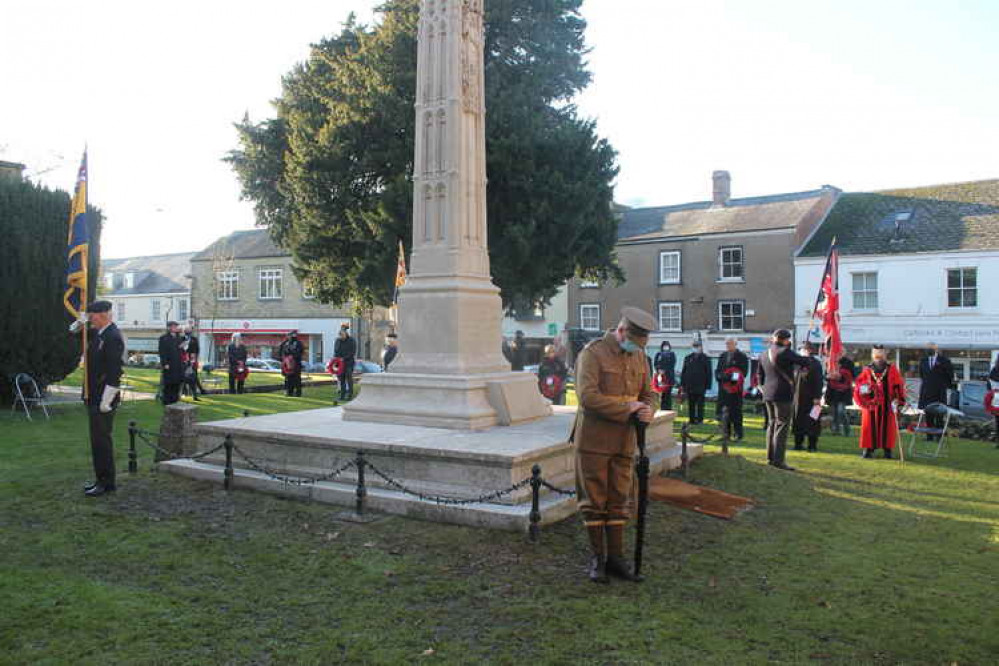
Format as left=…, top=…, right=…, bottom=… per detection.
left=993, top=415, right=999, bottom=443
left=765, top=401, right=792, bottom=466
left=184, top=368, right=206, bottom=396
left=162, top=382, right=181, bottom=405
left=339, top=361, right=355, bottom=399
left=228, top=373, right=245, bottom=394
left=718, top=392, right=744, bottom=439
left=687, top=392, right=705, bottom=423
left=88, top=406, right=117, bottom=488
left=660, top=390, right=672, bottom=412
left=285, top=371, right=302, bottom=397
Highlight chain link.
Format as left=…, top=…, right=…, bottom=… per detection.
left=133, top=428, right=226, bottom=461
left=539, top=479, right=577, bottom=497
left=365, top=461, right=533, bottom=506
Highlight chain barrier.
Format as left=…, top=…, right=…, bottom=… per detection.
left=133, top=428, right=227, bottom=461
left=539, top=479, right=576, bottom=497
left=365, top=460, right=534, bottom=506
left=231, top=444, right=355, bottom=487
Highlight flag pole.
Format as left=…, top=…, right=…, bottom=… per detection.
left=82, top=148, right=89, bottom=403
left=806, top=236, right=837, bottom=342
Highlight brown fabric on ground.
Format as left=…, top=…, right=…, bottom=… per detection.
left=648, top=477, right=754, bottom=520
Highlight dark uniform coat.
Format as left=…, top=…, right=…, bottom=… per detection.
left=918, top=353, right=955, bottom=409
left=86, top=323, right=125, bottom=488
left=653, top=349, right=677, bottom=384
left=278, top=338, right=304, bottom=370
left=792, top=356, right=824, bottom=437
left=573, top=332, right=656, bottom=526
left=680, top=352, right=712, bottom=394
left=158, top=332, right=184, bottom=384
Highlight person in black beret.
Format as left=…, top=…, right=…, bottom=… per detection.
left=75, top=300, right=125, bottom=497
left=158, top=321, right=184, bottom=405
left=756, top=329, right=811, bottom=471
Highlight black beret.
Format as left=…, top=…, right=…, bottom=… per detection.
left=86, top=300, right=112, bottom=313
left=166, top=320, right=179, bottom=327
left=773, top=329, right=793, bottom=340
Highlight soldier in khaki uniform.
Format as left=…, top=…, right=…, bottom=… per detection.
left=574, top=307, right=657, bottom=583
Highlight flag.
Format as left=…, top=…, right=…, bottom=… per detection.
left=64, top=151, right=89, bottom=319
left=812, top=239, right=842, bottom=376
left=393, top=239, right=407, bottom=304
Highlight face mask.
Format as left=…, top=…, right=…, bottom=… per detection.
left=620, top=339, right=641, bottom=354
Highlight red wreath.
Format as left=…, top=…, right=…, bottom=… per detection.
left=326, top=357, right=345, bottom=376
left=234, top=361, right=249, bottom=381
left=651, top=372, right=672, bottom=394
left=985, top=389, right=999, bottom=416
left=720, top=367, right=745, bottom=395
left=540, top=374, right=565, bottom=400
left=854, top=379, right=883, bottom=411
left=281, top=354, right=298, bottom=376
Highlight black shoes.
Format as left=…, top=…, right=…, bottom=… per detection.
left=862, top=449, right=873, bottom=459
left=84, top=484, right=116, bottom=497
left=771, top=462, right=795, bottom=471
left=605, top=555, right=642, bottom=582
left=884, top=449, right=893, bottom=459
left=793, top=444, right=804, bottom=451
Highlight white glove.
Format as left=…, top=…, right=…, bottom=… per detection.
left=69, top=315, right=87, bottom=333
left=100, top=385, right=119, bottom=413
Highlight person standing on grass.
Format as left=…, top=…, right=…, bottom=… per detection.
left=77, top=300, right=124, bottom=497
left=334, top=324, right=357, bottom=401
left=653, top=341, right=676, bottom=411
left=181, top=325, right=205, bottom=401
left=756, top=329, right=811, bottom=471
left=792, top=341, right=824, bottom=452
left=918, top=342, right=955, bottom=442
left=158, top=321, right=184, bottom=406
left=538, top=344, right=569, bottom=405
left=573, top=307, right=656, bottom=584
left=854, top=345, right=907, bottom=459
left=986, top=356, right=999, bottom=446
left=680, top=341, right=711, bottom=424
left=227, top=333, right=248, bottom=394
left=279, top=330, right=304, bottom=397
left=715, top=338, right=749, bottom=441
left=825, top=356, right=855, bottom=436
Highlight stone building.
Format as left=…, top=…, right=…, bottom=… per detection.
left=100, top=253, right=194, bottom=356
left=190, top=229, right=388, bottom=367
left=568, top=172, right=839, bottom=365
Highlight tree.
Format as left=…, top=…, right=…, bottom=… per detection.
left=0, top=175, right=102, bottom=401
left=227, top=0, right=621, bottom=310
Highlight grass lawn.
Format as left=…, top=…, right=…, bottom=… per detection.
left=57, top=366, right=331, bottom=394
left=1, top=390, right=997, bottom=665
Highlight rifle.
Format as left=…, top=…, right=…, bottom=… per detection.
left=632, top=415, right=650, bottom=579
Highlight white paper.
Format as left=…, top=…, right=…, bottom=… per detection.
left=859, top=384, right=871, bottom=395
left=809, top=405, right=822, bottom=421
left=730, top=372, right=739, bottom=382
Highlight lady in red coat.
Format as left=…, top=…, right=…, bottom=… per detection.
left=853, top=345, right=906, bottom=459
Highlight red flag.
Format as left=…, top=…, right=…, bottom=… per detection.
left=813, top=242, right=842, bottom=376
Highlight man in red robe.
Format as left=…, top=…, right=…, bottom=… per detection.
left=853, top=345, right=907, bottom=459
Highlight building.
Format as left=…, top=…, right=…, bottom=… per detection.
left=567, top=171, right=839, bottom=363
left=190, top=229, right=386, bottom=366
left=795, top=179, right=999, bottom=380
left=0, top=160, right=26, bottom=180
left=501, top=286, right=569, bottom=365
left=100, top=253, right=194, bottom=355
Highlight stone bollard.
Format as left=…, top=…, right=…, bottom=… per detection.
left=156, top=403, right=199, bottom=462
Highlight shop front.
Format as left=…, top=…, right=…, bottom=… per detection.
left=199, top=317, right=349, bottom=369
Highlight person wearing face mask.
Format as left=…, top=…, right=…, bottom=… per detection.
left=756, top=329, right=811, bottom=471
left=653, top=341, right=677, bottom=411
left=279, top=330, right=305, bottom=397
left=680, top=341, right=712, bottom=424
left=855, top=345, right=907, bottom=458
left=715, top=338, right=750, bottom=441
left=918, top=342, right=954, bottom=441
left=573, top=307, right=656, bottom=584
left=158, top=321, right=184, bottom=406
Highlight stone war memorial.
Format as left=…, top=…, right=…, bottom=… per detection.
left=162, top=0, right=697, bottom=529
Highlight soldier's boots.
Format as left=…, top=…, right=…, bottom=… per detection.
left=605, top=524, right=642, bottom=583
left=586, top=525, right=608, bottom=584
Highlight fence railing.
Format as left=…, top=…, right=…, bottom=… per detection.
left=127, top=420, right=577, bottom=542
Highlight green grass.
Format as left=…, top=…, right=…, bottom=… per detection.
left=1, top=391, right=997, bottom=665
left=57, top=365, right=331, bottom=393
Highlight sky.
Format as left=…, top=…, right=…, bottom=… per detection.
left=2, top=0, right=997, bottom=259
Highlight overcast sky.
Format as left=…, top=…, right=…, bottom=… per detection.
left=2, top=0, right=997, bottom=259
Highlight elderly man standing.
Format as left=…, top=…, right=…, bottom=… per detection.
left=918, top=342, right=955, bottom=441
left=574, top=307, right=656, bottom=584
left=76, top=300, right=124, bottom=497
left=158, top=321, right=184, bottom=405
left=715, top=338, right=750, bottom=441
left=757, top=329, right=810, bottom=471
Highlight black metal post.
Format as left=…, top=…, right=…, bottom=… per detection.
left=243, top=410, right=250, bottom=418
left=128, top=420, right=138, bottom=474
left=720, top=406, right=730, bottom=456
left=355, top=450, right=367, bottom=515
left=634, top=418, right=650, bottom=578
left=680, top=423, right=689, bottom=478
left=223, top=434, right=234, bottom=491
left=528, top=464, right=542, bottom=543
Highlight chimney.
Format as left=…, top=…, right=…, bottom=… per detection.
left=712, top=170, right=731, bottom=207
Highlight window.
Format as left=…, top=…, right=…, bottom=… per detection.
left=718, top=300, right=744, bottom=331
left=124, top=273, right=135, bottom=289
left=258, top=268, right=283, bottom=300
left=658, top=302, right=682, bottom=332
left=216, top=270, right=239, bottom=301
left=659, top=251, right=681, bottom=284
left=947, top=268, right=977, bottom=308
left=115, top=301, right=126, bottom=321
left=103, top=273, right=114, bottom=289
left=579, top=304, right=601, bottom=331
left=177, top=298, right=188, bottom=322
left=151, top=299, right=161, bottom=322
left=302, top=283, right=315, bottom=299
left=852, top=272, right=878, bottom=310
left=718, top=246, right=744, bottom=281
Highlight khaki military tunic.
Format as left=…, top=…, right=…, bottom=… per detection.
left=573, top=332, right=656, bottom=526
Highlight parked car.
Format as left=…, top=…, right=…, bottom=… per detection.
left=245, top=358, right=282, bottom=373
left=354, top=360, right=383, bottom=375
left=955, top=380, right=989, bottom=421
left=142, top=354, right=161, bottom=368
left=303, top=361, right=327, bottom=374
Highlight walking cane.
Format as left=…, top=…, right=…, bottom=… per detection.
left=633, top=415, right=650, bottom=579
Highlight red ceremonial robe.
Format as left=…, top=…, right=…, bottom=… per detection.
left=853, top=363, right=906, bottom=450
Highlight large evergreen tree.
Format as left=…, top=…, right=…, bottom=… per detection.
left=227, top=0, right=621, bottom=310
left=0, top=175, right=102, bottom=401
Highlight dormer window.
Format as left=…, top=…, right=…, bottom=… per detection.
left=124, top=272, right=135, bottom=289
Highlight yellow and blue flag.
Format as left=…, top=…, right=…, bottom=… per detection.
left=64, top=151, right=89, bottom=318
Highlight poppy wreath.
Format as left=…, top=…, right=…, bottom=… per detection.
left=651, top=372, right=672, bottom=394
left=985, top=389, right=999, bottom=416
left=234, top=361, right=249, bottom=381
left=855, top=380, right=883, bottom=410
left=326, top=357, right=345, bottom=376
left=720, top=367, right=744, bottom=395
left=540, top=374, right=565, bottom=400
